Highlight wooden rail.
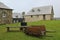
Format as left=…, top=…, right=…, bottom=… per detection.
left=6, top=26, right=28, bottom=32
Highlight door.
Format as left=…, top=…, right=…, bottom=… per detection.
left=43, top=15, right=45, bottom=20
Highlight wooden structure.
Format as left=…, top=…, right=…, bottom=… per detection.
left=6, top=26, right=28, bottom=32
left=24, top=25, right=46, bottom=36
left=6, top=27, right=21, bottom=32
left=6, top=25, right=46, bottom=37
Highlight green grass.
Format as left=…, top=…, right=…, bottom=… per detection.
left=0, top=20, right=60, bottom=40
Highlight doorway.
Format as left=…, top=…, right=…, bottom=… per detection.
left=43, top=15, right=45, bottom=20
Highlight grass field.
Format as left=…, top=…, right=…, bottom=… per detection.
left=0, top=20, right=60, bottom=40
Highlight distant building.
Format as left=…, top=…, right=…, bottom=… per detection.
left=54, top=17, right=60, bottom=20
left=25, top=5, right=54, bottom=22
left=12, top=13, right=23, bottom=23
left=0, top=2, right=13, bottom=24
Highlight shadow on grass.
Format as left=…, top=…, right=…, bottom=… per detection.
left=24, top=33, right=53, bottom=39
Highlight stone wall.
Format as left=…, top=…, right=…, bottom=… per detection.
left=0, top=8, right=12, bottom=24
left=25, top=14, right=53, bottom=22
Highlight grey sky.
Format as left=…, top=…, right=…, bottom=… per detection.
left=0, top=0, right=60, bottom=17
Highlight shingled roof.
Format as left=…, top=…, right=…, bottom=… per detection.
left=25, top=5, right=54, bottom=15
left=0, top=2, right=12, bottom=9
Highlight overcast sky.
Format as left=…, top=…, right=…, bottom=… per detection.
left=0, top=0, right=60, bottom=17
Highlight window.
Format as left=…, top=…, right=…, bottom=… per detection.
left=16, top=15, right=18, bottom=18
left=32, top=9, right=34, bottom=12
left=2, top=12, right=7, bottom=18
left=37, top=9, right=40, bottom=12
left=31, top=15, right=33, bottom=18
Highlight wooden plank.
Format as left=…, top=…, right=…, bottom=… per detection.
left=6, top=26, right=28, bottom=32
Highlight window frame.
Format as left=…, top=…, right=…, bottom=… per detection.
left=32, top=9, right=35, bottom=12
left=31, top=15, right=33, bottom=18
left=37, top=9, right=40, bottom=12
left=2, top=12, right=7, bottom=18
